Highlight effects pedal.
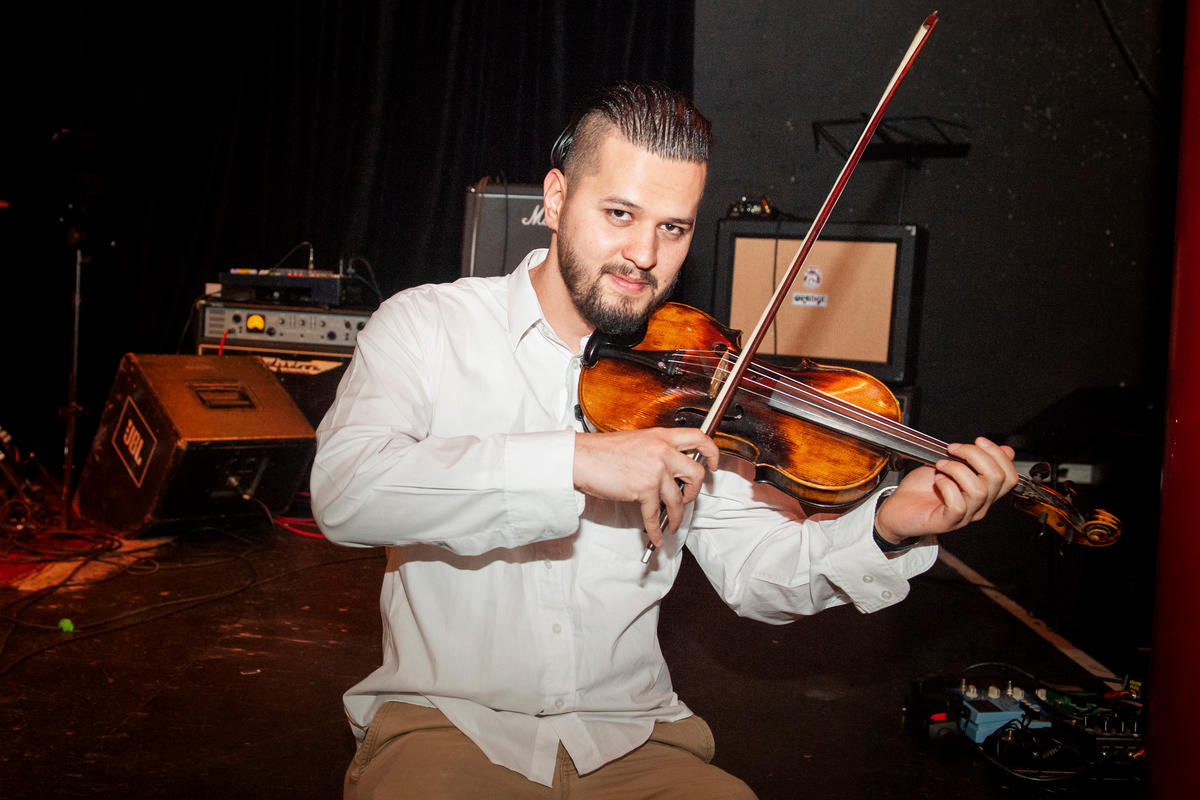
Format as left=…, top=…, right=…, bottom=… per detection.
left=905, top=669, right=1146, bottom=784
left=958, top=683, right=1049, bottom=744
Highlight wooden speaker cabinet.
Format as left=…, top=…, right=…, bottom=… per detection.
left=75, top=354, right=315, bottom=535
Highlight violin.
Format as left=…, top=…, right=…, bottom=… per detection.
left=578, top=302, right=1121, bottom=548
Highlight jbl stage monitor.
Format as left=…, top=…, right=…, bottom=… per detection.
left=461, top=178, right=552, bottom=278
left=712, top=219, right=924, bottom=385
left=75, top=354, right=315, bottom=535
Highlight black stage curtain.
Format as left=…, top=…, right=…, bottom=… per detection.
left=0, top=0, right=694, bottom=459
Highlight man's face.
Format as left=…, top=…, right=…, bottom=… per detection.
left=554, top=133, right=706, bottom=335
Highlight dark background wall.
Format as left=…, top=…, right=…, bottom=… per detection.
left=0, top=1, right=1184, bottom=678
left=686, top=0, right=1182, bottom=676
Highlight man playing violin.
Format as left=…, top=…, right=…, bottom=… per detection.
left=311, top=81, right=1019, bottom=799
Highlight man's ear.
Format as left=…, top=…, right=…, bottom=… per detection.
left=542, top=169, right=566, bottom=234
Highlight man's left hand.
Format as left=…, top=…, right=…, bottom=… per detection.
left=873, top=437, right=1019, bottom=545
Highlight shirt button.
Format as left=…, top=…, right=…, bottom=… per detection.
left=881, top=590, right=893, bottom=600
left=552, top=623, right=562, bottom=634
left=555, top=699, right=565, bottom=710
left=544, top=560, right=553, bottom=570
left=862, top=575, right=875, bottom=584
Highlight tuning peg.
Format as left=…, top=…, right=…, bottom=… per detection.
left=1028, top=461, right=1052, bottom=484
left=1034, top=510, right=1050, bottom=540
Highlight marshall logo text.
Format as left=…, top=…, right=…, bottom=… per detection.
left=521, top=204, right=548, bottom=227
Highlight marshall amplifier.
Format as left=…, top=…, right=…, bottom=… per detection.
left=75, top=354, right=315, bottom=535
left=461, top=178, right=552, bottom=278
left=195, top=299, right=371, bottom=427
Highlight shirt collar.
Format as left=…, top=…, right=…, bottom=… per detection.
left=506, top=248, right=554, bottom=350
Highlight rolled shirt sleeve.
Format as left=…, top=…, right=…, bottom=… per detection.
left=685, top=458, right=937, bottom=620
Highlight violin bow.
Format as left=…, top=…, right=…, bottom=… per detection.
left=643, top=11, right=940, bottom=563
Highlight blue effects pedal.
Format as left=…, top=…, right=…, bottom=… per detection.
left=960, top=691, right=1050, bottom=744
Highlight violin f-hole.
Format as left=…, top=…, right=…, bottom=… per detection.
left=674, top=404, right=743, bottom=427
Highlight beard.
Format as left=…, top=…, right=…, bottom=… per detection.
left=558, top=237, right=679, bottom=336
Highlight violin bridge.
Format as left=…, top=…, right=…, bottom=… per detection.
left=708, top=347, right=734, bottom=400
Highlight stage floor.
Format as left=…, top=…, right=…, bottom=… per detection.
left=0, top=510, right=1147, bottom=799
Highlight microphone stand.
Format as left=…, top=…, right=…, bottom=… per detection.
left=59, top=218, right=88, bottom=530
left=48, top=129, right=107, bottom=531
left=62, top=250, right=82, bottom=527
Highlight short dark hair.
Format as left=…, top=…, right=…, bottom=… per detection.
left=550, top=81, right=712, bottom=178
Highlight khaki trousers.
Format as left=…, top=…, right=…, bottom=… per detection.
left=344, top=702, right=758, bottom=799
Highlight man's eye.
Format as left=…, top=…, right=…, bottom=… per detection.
left=608, top=209, right=631, bottom=221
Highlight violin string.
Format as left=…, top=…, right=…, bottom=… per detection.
left=666, top=351, right=950, bottom=458
left=667, top=350, right=920, bottom=440
left=667, top=358, right=943, bottom=464
left=742, top=358, right=952, bottom=454
left=664, top=349, right=1041, bottom=494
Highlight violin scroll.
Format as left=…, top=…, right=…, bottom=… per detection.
left=1010, top=475, right=1121, bottom=547
left=1080, top=509, right=1122, bottom=547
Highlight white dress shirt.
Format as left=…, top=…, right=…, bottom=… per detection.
left=310, top=249, right=936, bottom=787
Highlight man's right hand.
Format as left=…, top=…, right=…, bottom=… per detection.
left=573, top=428, right=720, bottom=547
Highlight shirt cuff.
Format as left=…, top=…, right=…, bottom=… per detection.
left=822, top=488, right=938, bottom=613
left=503, top=429, right=583, bottom=538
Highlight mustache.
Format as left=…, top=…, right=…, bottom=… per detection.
left=600, top=263, right=658, bottom=289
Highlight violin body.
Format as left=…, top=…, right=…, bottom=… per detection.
left=579, top=302, right=1121, bottom=547
left=579, top=303, right=904, bottom=508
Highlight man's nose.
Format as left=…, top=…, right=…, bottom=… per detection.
left=621, top=225, right=658, bottom=271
